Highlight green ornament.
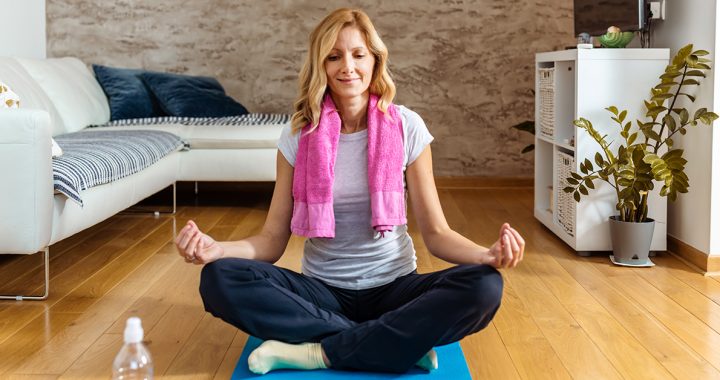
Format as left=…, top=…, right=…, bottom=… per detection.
left=599, top=31, right=635, bottom=48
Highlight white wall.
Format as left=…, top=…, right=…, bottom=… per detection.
left=652, top=0, right=717, bottom=255
left=713, top=2, right=720, bottom=256
left=0, top=0, right=46, bottom=58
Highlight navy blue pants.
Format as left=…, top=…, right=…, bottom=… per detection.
left=199, top=258, right=503, bottom=373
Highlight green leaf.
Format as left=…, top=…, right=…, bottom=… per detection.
left=574, top=118, right=591, bottom=129
left=685, top=70, right=707, bottom=77
left=628, top=133, right=638, bottom=145
left=584, top=178, right=595, bottom=189
left=694, top=49, right=710, bottom=56
left=663, top=114, right=677, bottom=131
left=667, top=138, right=674, bottom=148
left=686, top=55, right=699, bottom=66
left=660, top=72, right=682, bottom=80
left=563, top=186, right=574, bottom=193
left=573, top=191, right=581, bottom=202
left=521, top=145, right=534, bottom=154
left=647, top=106, right=668, bottom=118
left=579, top=186, right=588, bottom=195
left=571, top=172, right=583, bottom=180
left=680, top=109, right=689, bottom=124
left=652, top=93, right=674, bottom=103
left=699, top=112, right=719, bottom=124
left=595, top=152, right=603, bottom=166
left=618, top=110, right=627, bottom=122
left=584, top=158, right=593, bottom=171
left=695, top=63, right=711, bottom=70
left=694, top=107, right=707, bottom=120
left=606, top=106, right=619, bottom=115
left=682, top=79, right=701, bottom=86
left=673, top=44, right=693, bottom=66
left=680, top=93, right=696, bottom=102
left=645, top=129, right=661, bottom=142
left=567, top=177, right=579, bottom=185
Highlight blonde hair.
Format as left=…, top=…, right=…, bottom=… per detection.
left=290, top=8, right=396, bottom=134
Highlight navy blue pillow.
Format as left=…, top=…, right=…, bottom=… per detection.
left=139, top=72, right=249, bottom=117
left=92, top=64, right=166, bottom=120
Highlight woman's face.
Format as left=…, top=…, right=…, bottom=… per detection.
left=325, top=26, right=375, bottom=102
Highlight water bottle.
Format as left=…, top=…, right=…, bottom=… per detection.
left=112, top=317, right=154, bottom=380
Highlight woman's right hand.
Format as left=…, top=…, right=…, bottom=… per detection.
left=174, top=220, right=224, bottom=265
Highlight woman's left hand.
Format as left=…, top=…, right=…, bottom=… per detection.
left=484, top=223, right=525, bottom=269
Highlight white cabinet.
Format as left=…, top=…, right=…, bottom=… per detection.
left=534, top=49, right=669, bottom=253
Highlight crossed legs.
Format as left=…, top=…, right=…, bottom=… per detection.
left=199, top=258, right=503, bottom=373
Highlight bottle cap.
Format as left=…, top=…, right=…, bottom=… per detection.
left=124, top=317, right=144, bottom=344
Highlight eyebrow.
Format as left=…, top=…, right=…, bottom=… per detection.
left=329, top=47, right=368, bottom=52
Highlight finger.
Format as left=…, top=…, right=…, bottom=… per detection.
left=508, top=227, right=525, bottom=263
left=506, top=231, right=521, bottom=267
left=186, top=231, right=203, bottom=258
left=499, top=222, right=510, bottom=237
left=178, top=224, right=200, bottom=250
left=502, top=233, right=514, bottom=267
left=174, top=225, right=191, bottom=245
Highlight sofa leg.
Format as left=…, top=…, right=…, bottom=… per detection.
left=194, top=181, right=199, bottom=195
left=0, top=247, right=49, bottom=301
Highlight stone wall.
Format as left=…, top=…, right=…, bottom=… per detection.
left=47, top=0, right=575, bottom=176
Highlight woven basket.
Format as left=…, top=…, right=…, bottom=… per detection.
left=538, top=68, right=555, bottom=138
left=555, top=151, right=576, bottom=236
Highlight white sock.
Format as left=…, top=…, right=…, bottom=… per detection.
left=248, top=340, right=327, bottom=375
left=415, top=349, right=438, bottom=371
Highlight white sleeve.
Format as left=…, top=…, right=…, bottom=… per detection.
left=399, top=106, right=434, bottom=166
left=277, top=123, right=300, bottom=167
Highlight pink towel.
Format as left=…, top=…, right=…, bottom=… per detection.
left=291, top=93, right=406, bottom=238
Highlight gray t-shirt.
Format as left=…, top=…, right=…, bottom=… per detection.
left=277, top=105, right=434, bottom=290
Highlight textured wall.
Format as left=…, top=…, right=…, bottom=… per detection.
left=47, top=0, right=574, bottom=177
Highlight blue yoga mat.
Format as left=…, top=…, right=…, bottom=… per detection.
left=231, top=336, right=472, bottom=379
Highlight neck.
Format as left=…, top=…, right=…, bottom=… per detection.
left=330, top=92, right=369, bottom=133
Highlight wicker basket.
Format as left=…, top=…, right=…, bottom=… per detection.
left=555, top=151, right=576, bottom=236
left=538, top=68, right=555, bottom=138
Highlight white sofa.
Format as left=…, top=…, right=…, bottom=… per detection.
left=0, top=57, right=286, bottom=300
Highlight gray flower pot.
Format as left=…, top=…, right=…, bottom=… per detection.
left=608, top=216, right=655, bottom=265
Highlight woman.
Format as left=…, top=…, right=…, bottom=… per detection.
left=175, top=8, right=524, bottom=375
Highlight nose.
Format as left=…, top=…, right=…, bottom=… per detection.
left=341, top=54, right=355, bottom=74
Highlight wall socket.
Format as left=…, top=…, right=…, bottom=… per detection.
left=649, top=0, right=665, bottom=20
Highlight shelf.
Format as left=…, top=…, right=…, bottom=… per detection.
left=536, top=48, right=670, bottom=63
left=536, top=134, right=575, bottom=152
left=534, top=48, right=669, bottom=252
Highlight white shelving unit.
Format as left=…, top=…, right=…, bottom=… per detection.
left=534, top=48, right=670, bottom=253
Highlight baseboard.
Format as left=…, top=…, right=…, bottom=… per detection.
left=667, top=236, right=720, bottom=274
left=434, top=176, right=533, bottom=189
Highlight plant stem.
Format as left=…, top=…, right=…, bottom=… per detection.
left=654, top=64, right=688, bottom=153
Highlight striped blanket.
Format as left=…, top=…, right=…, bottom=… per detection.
left=93, top=113, right=290, bottom=127
left=53, top=130, right=185, bottom=206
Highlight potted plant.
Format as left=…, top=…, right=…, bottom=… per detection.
left=563, top=44, right=718, bottom=265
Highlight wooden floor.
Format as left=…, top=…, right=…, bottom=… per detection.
left=1, top=182, right=720, bottom=379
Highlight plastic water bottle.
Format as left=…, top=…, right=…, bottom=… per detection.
left=112, top=317, right=154, bottom=380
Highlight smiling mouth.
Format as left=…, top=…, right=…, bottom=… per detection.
left=338, top=78, right=360, bottom=83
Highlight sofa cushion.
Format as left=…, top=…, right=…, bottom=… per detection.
left=52, top=130, right=184, bottom=206
left=90, top=113, right=289, bottom=148
left=92, top=64, right=166, bottom=121
left=140, top=72, right=248, bottom=117
left=0, top=57, right=66, bottom=136
left=17, top=57, right=110, bottom=134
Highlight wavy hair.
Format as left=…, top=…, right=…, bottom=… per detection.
left=290, top=8, right=396, bottom=134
